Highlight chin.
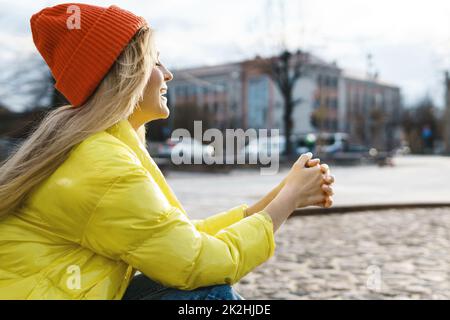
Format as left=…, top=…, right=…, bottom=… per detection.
left=160, top=112, right=170, bottom=120
left=158, top=108, right=170, bottom=120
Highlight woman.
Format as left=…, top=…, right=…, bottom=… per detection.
left=0, top=3, right=334, bottom=300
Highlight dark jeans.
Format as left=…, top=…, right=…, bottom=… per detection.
left=122, top=274, right=244, bottom=300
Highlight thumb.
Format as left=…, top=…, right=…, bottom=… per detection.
left=296, top=152, right=313, bottom=167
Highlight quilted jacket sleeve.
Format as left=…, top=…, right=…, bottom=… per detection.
left=191, top=204, right=248, bottom=236
left=81, top=166, right=276, bottom=290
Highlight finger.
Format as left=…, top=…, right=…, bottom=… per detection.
left=324, top=196, right=333, bottom=208
left=306, top=158, right=320, bottom=168
left=321, top=184, right=334, bottom=196
left=313, top=201, right=325, bottom=208
left=320, top=163, right=330, bottom=174
left=311, top=195, right=326, bottom=207
left=296, top=152, right=313, bottom=167
left=313, top=199, right=327, bottom=208
left=322, top=174, right=335, bottom=185
left=315, top=195, right=333, bottom=208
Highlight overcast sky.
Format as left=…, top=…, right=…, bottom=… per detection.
left=1, top=0, right=449, bottom=111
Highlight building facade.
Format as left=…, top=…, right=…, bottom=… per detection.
left=339, top=72, right=402, bottom=151
left=168, top=63, right=243, bottom=131
left=168, top=53, right=402, bottom=151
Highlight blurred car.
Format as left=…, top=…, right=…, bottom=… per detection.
left=0, top=137, right=21, bottom=162
left=315, top=132, right=349, bottom=155
left=241, top=135, right=286, bottom=162
left=157, top=137, right=214, bottom=163
left=330, top=142, right=390, bottom=165
left=395, top=142, right=411, bottom=156
left=156, top=138, right=177, bottom=158
left=295, top=133, right=317, bottom=155
left=350, top=144, right=378, bottom=157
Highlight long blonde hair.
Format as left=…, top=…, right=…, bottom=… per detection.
left=0, top=26, right=156, bottom=217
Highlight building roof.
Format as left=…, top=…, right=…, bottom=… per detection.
left=172, top=50, right=341, bottom=77
left=343, top=69, right=399, bottom=89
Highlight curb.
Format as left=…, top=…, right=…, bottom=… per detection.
left=291, top=203, right=450, bottom=217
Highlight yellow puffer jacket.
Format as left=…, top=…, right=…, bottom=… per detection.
left=0, top=119, right=276, bottom=299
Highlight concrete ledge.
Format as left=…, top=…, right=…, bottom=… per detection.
left=291, top=203, right=450, bottom=217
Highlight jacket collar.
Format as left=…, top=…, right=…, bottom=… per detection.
left=105, top=119, right=186, bottom=214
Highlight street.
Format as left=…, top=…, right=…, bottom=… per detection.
left=166, top=155, right=450, bottom=299
left=167, top=155, right=450, bottom=219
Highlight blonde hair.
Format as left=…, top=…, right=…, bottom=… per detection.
left=0, top=26, right=156, bottom=217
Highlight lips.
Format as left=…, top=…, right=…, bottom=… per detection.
left=160, top=88, right=168, bottom=99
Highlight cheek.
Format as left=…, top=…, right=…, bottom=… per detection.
left=134, top=67, right=170, bottom=120
left=139, top=76, right=168, bottom=118
left=146, top=70, right=164, bottom=97
left=143, top=84, right=157, bottom=102
left=141, top=76, right=161, bottom=105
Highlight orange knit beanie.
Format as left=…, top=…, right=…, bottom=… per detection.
left=30, top=3, right=148, bottom=107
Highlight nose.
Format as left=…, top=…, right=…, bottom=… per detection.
left=165, top=70, right=173, bottom=82
left=163, top=67, right=173, bottom=82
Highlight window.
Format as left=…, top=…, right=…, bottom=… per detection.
left=332, top=98, right=338, bottom=109
left=247, top=76, right=269, bottom=128
left=332, top=77, right=338, bottom=88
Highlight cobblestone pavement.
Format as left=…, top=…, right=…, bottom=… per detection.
left=233, top=208, right=450, bottom=300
